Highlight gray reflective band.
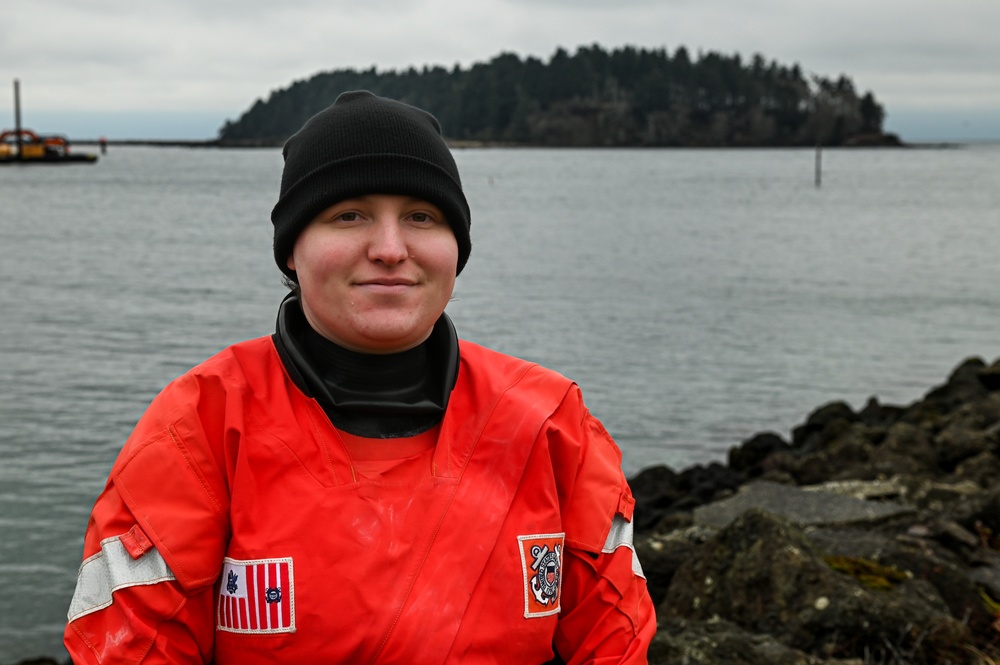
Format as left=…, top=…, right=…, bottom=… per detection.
left=67, top=535, right=176, bottom=622
left=601, top=513, right=645, bottom=579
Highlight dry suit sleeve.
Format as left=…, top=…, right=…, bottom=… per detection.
left=545, top=387, right=657, bottom=663
left=555, top=540, right=657, bottom=664
left=65, top=383, right=231, bottom=664
left=63, top=483, right=217, bottom=664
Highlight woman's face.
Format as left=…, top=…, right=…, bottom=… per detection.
left=287, top=194, right=459, bottom=354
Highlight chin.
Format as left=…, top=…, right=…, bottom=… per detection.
left=351, top=324, right=433, bottom=353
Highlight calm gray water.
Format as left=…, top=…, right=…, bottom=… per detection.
left=2, top=145, right=999, bottom=660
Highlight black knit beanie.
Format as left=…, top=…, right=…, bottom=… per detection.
left=271, top=90, right=471, bottom=279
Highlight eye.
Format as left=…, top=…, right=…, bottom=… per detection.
left=335, top=211, right=360, bottom=222
left=408, top=210, right=444, bottom=225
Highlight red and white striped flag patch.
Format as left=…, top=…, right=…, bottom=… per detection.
left=217, top=557, right=295, bottom=634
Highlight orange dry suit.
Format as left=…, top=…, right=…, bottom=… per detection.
left=64, top=313, right=655, bottom=663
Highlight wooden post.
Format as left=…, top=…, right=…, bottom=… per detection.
left=13, top=79, right=22, bottom=161
left=814, top=143, right=822, bottom=188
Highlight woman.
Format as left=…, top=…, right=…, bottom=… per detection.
left=65, top=91, right=655, bottom=664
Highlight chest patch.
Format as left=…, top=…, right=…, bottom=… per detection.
left=517, top=533, right=565, bottom=618
left=216, top=557, right=295, bottom=634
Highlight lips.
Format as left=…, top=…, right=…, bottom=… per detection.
left=355, top=277, right=417, bottom=287
left=352, top=276, right=421, bottom=297
left=357, top=277, right=416, bottom=286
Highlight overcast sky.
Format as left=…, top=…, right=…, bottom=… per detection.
left=3, top=0, right=998, bottom=141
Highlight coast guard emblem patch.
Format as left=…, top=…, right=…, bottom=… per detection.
left=216, top=557, right=295, bottom=634
left=517, top=533, right=565, bottom=618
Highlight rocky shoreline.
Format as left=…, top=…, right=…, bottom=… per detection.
left=634, top=355, right=1000, bottom=664
left=12, top=356, right=1000, bottom=665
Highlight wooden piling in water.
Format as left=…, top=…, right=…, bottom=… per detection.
left=815, top=143, right=822, bottom=187
left=13, top=79, right=23, bottom=161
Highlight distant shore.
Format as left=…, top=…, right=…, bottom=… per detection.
left=72, top=138, right=224, bottom=148
left=68, top=137, right=975, bottom=150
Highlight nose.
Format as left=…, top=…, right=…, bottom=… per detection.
left=367, top=217, right=409, bottom=265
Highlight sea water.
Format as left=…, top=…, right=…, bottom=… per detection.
left=1, top=144, right=999, bottom=661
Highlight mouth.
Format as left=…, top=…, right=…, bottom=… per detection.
left=356, top=278, right=417, bottom=287
left=353, top=278, right=420, bottom=295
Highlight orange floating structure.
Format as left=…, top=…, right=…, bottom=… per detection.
left=1, top=79, right=97, bottom=164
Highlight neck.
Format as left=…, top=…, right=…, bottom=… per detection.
left=273, top=294, right=459, bottom=437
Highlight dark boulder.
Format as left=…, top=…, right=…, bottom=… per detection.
left=791, top=401, right=859, bottom=451
left=628, top=464, right=683, bottom=531
left=979, top=358, right=1000, bottom=390
left=648, top=617, right=851, bottom=665
left=660, top=510, right=972, bottom=663
left=728, top=431, right=789, bottom=477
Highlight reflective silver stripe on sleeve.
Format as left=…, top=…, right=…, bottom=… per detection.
left=67, top=534, right=177, bottom=622
left=601, top=513, right=645, bottom=579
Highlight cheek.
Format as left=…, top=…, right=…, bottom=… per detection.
left=294, top=241, right=347, bottom=282
left=429, top=234, right=460, bottom=277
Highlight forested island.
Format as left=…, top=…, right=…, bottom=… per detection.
left=218, top=44, right=900, bottom=148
